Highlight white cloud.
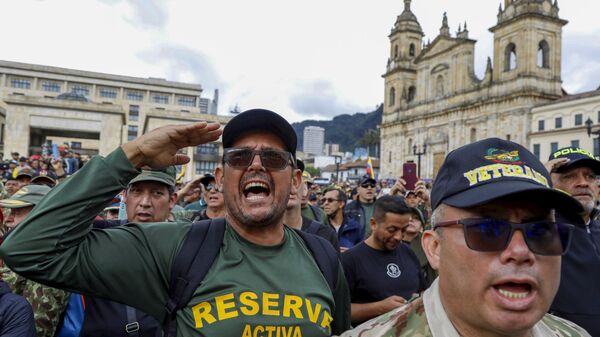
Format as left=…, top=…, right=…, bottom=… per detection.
left=1, top=0, right=598, bottom=122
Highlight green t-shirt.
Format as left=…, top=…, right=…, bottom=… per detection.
left=179, top=224, right=335, bottom=336
left=361, top=202, right=375, bottom=238
left=0, top=148, right=349, bottom=337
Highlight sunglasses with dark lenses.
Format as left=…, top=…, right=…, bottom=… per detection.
left=322, top=198, right=340, bottom=204
left=433, top=218, right=573, bottom=256
left=361, top=182, right=376, bottom=188
left=205, top=184, right=218, bottom=192
left=224, top=148, right=292, bottom=171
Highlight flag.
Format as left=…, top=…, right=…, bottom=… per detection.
left=366, top=157, right=375, bottom=179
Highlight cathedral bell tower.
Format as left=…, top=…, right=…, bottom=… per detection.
left=383, top=0, right=424, bottom=114
left=489, top=0, right=567, bottom=95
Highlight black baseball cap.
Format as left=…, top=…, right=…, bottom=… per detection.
left=296, top=159, right=305, bottom=172
left=548, top=147, right=600, bottom=175
left=199, top=173, right=215, bottom=186
left=359, top=174, right=376, bottom=185
left=431, top=138, right=582, bottom=214
left=222, top=109, right=297, bottom=159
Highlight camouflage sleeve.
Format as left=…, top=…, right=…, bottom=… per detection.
left=334, top=297, right=432, bottom=337
left=542, top=314, right=592, bottom=337
left=22, top=281, right=69, bottom=337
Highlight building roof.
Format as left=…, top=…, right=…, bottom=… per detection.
left=321, top=159, right=380, bottom=173
left=535, top=88, right=600, bottom=108
left=0, top=60, right=202, bottom=91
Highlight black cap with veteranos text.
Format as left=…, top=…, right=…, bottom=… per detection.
left=431, top=138, right=582, bottom=214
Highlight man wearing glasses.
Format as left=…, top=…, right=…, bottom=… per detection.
left=0, top=109, right=351, bottom=337
left=546, top=146, right=600, bottom=336
left=323, top=187, right=364, bottom=251
left=345, top=175, right=377, bottom=239
left=337, top=138, right=590, bottom=337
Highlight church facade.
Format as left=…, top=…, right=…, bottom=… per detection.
left=380, top=0, right=567, bottom=179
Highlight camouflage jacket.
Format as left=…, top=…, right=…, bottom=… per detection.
left=336, top=279, right=591, bottom=337
left=0, top=266, right=69, bottom=337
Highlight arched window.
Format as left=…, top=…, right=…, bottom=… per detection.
left=470, top=128, right=477, bottom=143
left=409, top=43, right=416, bottom=57
left=505, top=43, right=517, bottom=71
left=537, top=40, right=550, bottom=68
left=389, top=87, right=396, bottom=106
left=407, top=86, right=416, bottom=102
left=436, top=75, right=444, bottom=98
left=394, top=45, right=399, bottom=59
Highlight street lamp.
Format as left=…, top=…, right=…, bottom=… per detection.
left=413, top=144, right=427, bottom=177
left=334, top=155, right=342, bottom=182
left=586, top=117, right=600, bottom=137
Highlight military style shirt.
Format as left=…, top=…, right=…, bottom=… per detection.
left=336, top=279, right=591, bottom=337
left=0, top=267, right=68, bottom=337
left=0, top=148, right=351, bottom=337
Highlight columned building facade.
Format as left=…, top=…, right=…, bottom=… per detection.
left=380, top=0, right=567, bottom=179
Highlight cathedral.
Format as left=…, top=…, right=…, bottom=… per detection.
left=380, top=0, right=567, bottom=179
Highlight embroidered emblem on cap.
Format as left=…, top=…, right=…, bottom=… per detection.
left=484, top=148, right=522, bottom=164
left=386, top=263, right=401, bottom=278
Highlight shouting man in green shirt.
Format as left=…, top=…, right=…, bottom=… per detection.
left=0, top=108, right=350, bottom=337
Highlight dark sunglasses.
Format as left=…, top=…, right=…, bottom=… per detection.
left=322, top=198, right=340, bottom=204
left=433, top=218, right=573, bottom=256
left=361, top=182, right=376, bottom=188
left=205, top=184, right=219, bottom=192
left=223, top=148, right=293, bottom=171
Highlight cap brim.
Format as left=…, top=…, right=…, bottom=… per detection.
left=556, top=158, right=600, bottom=175
left=129, top=176, right=173, bottom=186
left=0, top=199, right=34, bottom=209
left=442, top=180, right=583, bottom=215
left=223, top=109, right=297, bottom=157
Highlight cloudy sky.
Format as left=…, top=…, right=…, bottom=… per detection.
left=2, top=0, right=599, bottom=122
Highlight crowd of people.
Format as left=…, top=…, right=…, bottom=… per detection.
left=0, top=108, right=595, bottom=336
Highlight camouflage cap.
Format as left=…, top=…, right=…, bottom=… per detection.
left=0, top=184, right=51, bottom=208
left=129, top=166, right=176, bottom=187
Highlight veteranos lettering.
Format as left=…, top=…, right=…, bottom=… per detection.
left=463, top=164, right=549, bottom=187
left=192, top=291, right=333, bottom=334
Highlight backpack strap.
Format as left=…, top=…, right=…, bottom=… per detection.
left=125, top=306, right=140, bottom=336
left=294, top=229, right=338, bottom=294
left=163, top=218, right=226, bottom=337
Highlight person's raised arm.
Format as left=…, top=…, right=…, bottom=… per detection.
left=0, top=122, right=221, bottom=319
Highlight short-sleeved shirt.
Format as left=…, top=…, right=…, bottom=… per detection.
left=342, top=241, right=424, bottom=305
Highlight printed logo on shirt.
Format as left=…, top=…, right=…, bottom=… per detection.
left=386, top=263, right=401, bottom=278
left=191, top=291, right=332, bottom=336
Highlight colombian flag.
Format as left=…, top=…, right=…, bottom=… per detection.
left=366, top=157, right=375, bottom=179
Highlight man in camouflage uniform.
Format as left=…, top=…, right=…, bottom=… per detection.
left=0, top=184, right=69, bottom=337
left=337, top=138, right=591, bottom=337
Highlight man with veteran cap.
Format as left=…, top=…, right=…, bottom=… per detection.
left=0, top=184, right=70, bottom=337
left=337, top=138, right=590, bottom=336
left=546, top=146, right=600, bottom=335
left=0, top=108, right=350, bottom=336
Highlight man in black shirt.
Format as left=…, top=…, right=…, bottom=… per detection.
left=341, top=195, right=424, bottom=325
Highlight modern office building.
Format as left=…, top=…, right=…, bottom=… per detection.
left=303, top=126, right=325, bottom=155
left=0, top=60, right=228, bottom=178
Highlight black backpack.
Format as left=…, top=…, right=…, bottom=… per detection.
left=162, top=218, right=339, bottom=337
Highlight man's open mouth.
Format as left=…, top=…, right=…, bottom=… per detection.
left=493, top=281, right=533, bottom=300
left=243, top=181, right=271, bottom=200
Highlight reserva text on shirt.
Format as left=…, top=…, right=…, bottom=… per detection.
left=192, top=291, right=333, bottom=336
left=463, top=164, right=549, bottom=187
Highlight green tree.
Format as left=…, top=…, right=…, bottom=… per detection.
left=305, top=166, right=320, bottom=177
